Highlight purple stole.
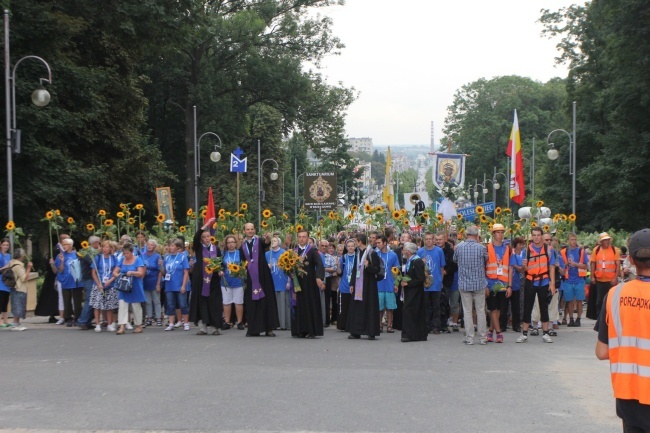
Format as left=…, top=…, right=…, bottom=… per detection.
left=241, top=236, right=265, bottom=300
left=201, top=244, right=216, bottom=297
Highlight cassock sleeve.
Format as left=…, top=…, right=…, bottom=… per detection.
left=404, top=259, right=425, bottom=289
left=367, top=250, right=381, bottom=275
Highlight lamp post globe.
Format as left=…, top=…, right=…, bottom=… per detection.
left=31, top=88, right=51, bottom=107
left=494, top=182, right=500, bottom=190
left=209, top=151, right=221, bottom=162
left=547, top=148, right=559, bottom=160
left=270, top=172, right=278, bottom=181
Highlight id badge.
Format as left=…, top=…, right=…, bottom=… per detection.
left=102, top=276, right=109, bottom=283
left=164, top=274, right=171, bottom=281
left=496, top=266, right=504, bottom=276
left=602, top=262, right=606, bottom=269
left=347, top=275, right=351, bottom=283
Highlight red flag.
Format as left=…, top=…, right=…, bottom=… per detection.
left=506, top=110, right=525, bottom=205
left=204, top=187, right=216, bottom=232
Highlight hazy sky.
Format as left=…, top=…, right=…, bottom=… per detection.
left=316, top=0, right=574, bottom=146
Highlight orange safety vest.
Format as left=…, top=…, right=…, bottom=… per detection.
left=594, top=245, right=619, bottom=281
left=486, top=243, right=510, bottom=283
left=526, top=244, right=550, bottom=281
left=560, top=247, right=587, bottom=279
left=606, top=280, right=650, bottom=404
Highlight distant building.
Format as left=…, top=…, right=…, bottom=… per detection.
left=348, top=137, right=373, bottom=154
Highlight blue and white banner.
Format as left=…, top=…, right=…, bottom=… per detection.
left=456, top=202, right=495, bottom=220
left=432, top=153, right=466, bottom=189
left=230, top=147, right=247, bottom=173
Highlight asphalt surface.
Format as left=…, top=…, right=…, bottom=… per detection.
left=0, top=315, right=620, bottom=433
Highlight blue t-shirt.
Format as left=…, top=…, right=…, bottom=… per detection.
left=140, top=251, right=162, bottom=291
left=266, top=248, right=288, bottom=292
left=0, top=252, right=11, bottom=292
left=54, top=251, right=81, bottom=289
left=376, top=250, right=399, bottom=293
left=416, top=246, right=446, bottom=292
left=222, top=250, right=243, bottom=288
left=338, top=254, right=356, bottom=294
left=528, top=245, right=556, bottom=286
left=509, top=250, right=525, bottom=291
left=559, top=247, right=588, bottom=284
left=117, top=256, right=146, bottom=303
left=486, top=244, right=509, bottom=290
left=92, top=254, right=117, bottom=289
left=163, top=253, right=190, bottom=292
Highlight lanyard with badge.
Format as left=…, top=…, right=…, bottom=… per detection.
left=101, top=256, right=112, bottom=283
left=496, top=247, right=505, bottom=276
left=164, top=253, right=179, bottom=281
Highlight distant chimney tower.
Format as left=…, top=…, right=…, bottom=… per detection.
left=430, top=121, right=435, bottom=153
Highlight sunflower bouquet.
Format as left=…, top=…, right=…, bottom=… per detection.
left=203, top=256, right=224, bottom=274
left=277, top=249, right=307, bottom=292
left=391, top=266, right=411, bottom=288
left=76, top=240, right=98, bottom=261
left=490, top=281, right=508, bottom=294
left=42, top=209, right=64, bottom=258
left=226, top=261, right=249, bottom=289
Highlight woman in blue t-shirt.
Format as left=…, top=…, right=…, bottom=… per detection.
left=112, top=243, right=146, bottom=335
left=163, top=238, right=190, bottom=331
left=51, top=238, right=83, bottom=326
left=266, top=236, right=289, bottom=330
left=0, top=238, right=12, bottom=327
left=335, top=239, right=357, bottom=331
left=220, top=234, right=245, bottom=330
left=90, top=240, right=118, bottom=332
left=141, top=239, right=163, bottom=326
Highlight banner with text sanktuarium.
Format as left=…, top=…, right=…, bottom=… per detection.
left=304, top=173, right=337, bottom=210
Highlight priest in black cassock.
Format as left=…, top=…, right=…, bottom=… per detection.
left=240, top=222, right=279, bottom=336
left=400, top=242, right=428, bottom=342
left=189, top=217, right=223, bottom=335
left=346, top=233, right=381, bottom=340
left=291, top=229, right=324, bottom=338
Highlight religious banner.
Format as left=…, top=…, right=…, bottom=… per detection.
left=155, top=187, right=174, bottom=222
left=304, top=173, right=337, bottom=210
left=432, top=153, right=466, bottom=189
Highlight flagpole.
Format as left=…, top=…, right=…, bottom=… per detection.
left=236, top=172, right=240, bottom=215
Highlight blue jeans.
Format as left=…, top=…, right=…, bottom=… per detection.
left=165, top=291, right=189, bottom=316
left=76, top=279, right=94, bottom=325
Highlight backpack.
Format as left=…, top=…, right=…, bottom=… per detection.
left=1, top=264, right=19, bottom=288
left=374, top=251, right=386, bottom=281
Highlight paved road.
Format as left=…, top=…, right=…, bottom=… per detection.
left=0, top=316, right=620, bottom=433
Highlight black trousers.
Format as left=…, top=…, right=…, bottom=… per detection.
left=424, top=291, right=441, bottom=331
left=63, top=288, right=83, bottom=321
left=523, top=281, right=550, bottom=324
left=595, top=281, right=613, bottom=320
left=500, top=289, right=521, bottom=330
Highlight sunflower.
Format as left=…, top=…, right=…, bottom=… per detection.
left=328, top=211, right=336, bottom=220
left=45, top=211, right=54, bottom=219
left=495, top=207, right=502, bottom=215
left=283, top=213, right=289, bottom=220
left=116, top=212, right=125, bottom=219
left=543, top=224, right=550, bottom=232
left=218, top=214, right=226, bottom=221
left=140, top=223, right=145, bottom=230
left=295, top=224, right=304, bottom=232
left=475, top=205, right=484, bottom=214
left=119, top=203, right=128, bottom=210
left=289, top=258, right=297, bottom=266
left=55, top=209, right=61, bottom=216
left=437, top=214, right=444, bottom=223
left=218, top=208, right=225, bottom=216
left=128, top=218, right=135, bottom=225
left=392, top=210, right=401, bottom=219
left=536, top=200, right=544, bottom=207
left=240, top=203, right=248, bottom=211
left=457, top=213, right=463, bottom=220
left=375, top=205, right=384, bottom=212
left=232, top=228, right=238, bottom=234
left=80, top=241, right=89, bottom=249
left=5, top=221, right=15, bottom=231
left=568, top=214, right=576, bottom=222
left=156, top=214, right=165, bottom=223
left=67, top=217, right=75, bottom=224
left=262, top=209, right=272, bottom=219
left=508, top=229, right=514, bottom=234
left=347, top=214, right=354, bottom=220
left=391, top=267, right=400, bottom=276
left=403, top=219, right=410, bottom=227
left=503, top=208, right=512, bottom=213
left=86, top=223, right=95, bottom=232
left=514, top=223, right=521, bottom=230
left=221, top=225, right=227, bottom=231
left=480, top=214, right=488, bottom=223
left=561, top=214, right=568, bottom=221
left=422, top=212, right=430, bottom=220
left=351, top=205, right=358, bottom=212
left=98, top=209, right=106, bottom=216
left=553, top=214, right=559, bottom=222
left=364, top=203, right=372, bottom=213
left=179, top=226, right=186, bottom=233
left=135, top=204, right=144, bottom=210
left=186, top=208, right=194, bottom=216
left=104, top=219, right=114, bottom=227
left=212, top=222, right=218, bottom=230
left=200, top=209, right=207, bottom=217
left=205, top=266, right=215, bottom=274
left=531, top=221, right=538, bottom=227
left=210, top=236, right=217, bottom=244
left=228, top=263, right=241, bottom=273
left=261, top=221, right=269, bottom=228
left=488, top=223, right=493, bottom=231
left=400, top=209, right=408, bottom=216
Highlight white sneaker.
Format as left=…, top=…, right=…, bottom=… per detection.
left=107, top=323, right=117, bottom=332
left=542, top=334, right=553, bottom=343
left=174, top=321, right=182, bottom=328
left=183, top=323, right=190, bottom=331
left=164, top=324, right=174, bottom=331
left=516, top=335, right=528, bottom=343
left=94, top=325, right=102, bottom=333
left=11, top=326, right=26, bottom=331
left=56, top=318, right=65, bottom=325
left=125, top=323, right=134, bottom=330
left=462, top=338, right=474, bottom=345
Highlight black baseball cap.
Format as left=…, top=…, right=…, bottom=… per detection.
left=629, top=229, right=650, bottom=262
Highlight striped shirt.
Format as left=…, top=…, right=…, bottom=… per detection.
left=453, top=239, right=488, bottom=292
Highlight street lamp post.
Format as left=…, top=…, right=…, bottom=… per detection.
left=546, top=101, right=577, bottom=216
left=259, top=158, right=279, bottom=228
left=192, top=106, right=222, bottom=223
left=492, top=167, right=507, bottom=208
left=294, top=158, right=306, bottom=220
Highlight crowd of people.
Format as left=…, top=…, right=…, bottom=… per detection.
left=2, top=217, right=627, bottom=345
